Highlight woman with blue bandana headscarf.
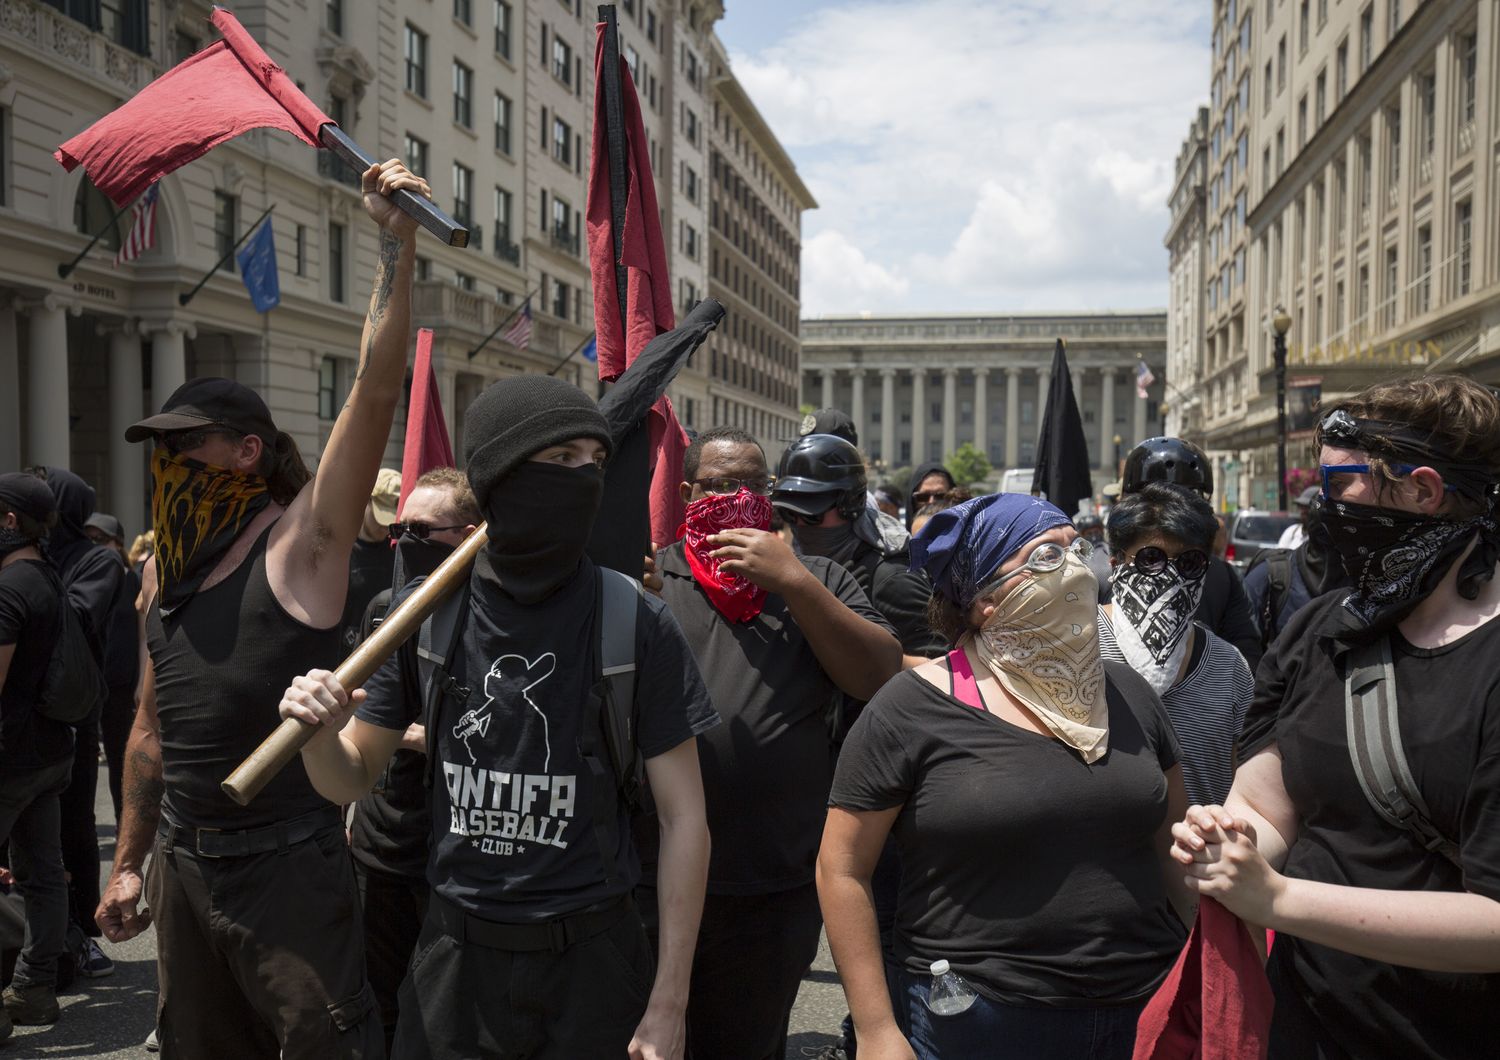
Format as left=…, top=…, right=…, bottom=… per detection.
left=818, top=493, right=1194, bottom=1060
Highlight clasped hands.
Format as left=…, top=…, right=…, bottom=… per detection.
left=1170, top=804, right=1287, bottom=925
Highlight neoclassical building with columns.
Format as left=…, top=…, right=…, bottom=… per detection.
left=800, top=313, right=1168, bottom=476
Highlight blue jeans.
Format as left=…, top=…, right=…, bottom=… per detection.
left=899, top=970, right=1145, bottom=1060
left=0, top=759, right=72, bottom=988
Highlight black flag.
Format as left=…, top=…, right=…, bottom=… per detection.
left=1030, top=339, right=1093, bottom=519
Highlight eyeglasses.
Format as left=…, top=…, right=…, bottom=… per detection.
left=390, top=521, right=468, bottom=540
left=911, top=490, right=948, bottom=506
left=692, top=477, right=772, bottom=496
left=1129, top=545, right=1210, bottom=581
left=777, top=500, right=837, bottom=527
left=981, top=537, right=1093, bottom=594
left=155, top=427, right=240, bottom=457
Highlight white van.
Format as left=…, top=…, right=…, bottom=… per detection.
left=999, top=468, right=1039, bottom=497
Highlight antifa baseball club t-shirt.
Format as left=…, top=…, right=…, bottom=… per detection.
left=357, top=558, right=718, bottom=923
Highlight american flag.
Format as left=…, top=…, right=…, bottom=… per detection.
left=1135, top=358, right=1156, bottom=400
left=502, top=298, right=532, bottom=350
left=114, top=183, right=159, bottom=266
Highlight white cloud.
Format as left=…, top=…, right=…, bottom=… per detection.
left=727, top=0, right=1208, bottom=314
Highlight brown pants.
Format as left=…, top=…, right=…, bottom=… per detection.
left=146, top=824, right=384, bottom=1060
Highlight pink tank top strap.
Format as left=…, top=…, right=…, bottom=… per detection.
left=947, top=648, right=985, bottom=711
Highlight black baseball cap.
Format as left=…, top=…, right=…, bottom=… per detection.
left=798, top=408, right=858, bottom=448
left=125, top=377, right=279, bottom=444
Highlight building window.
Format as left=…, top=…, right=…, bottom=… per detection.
left=325, top=0, right=343, bottom=35
left=551, top=279, right=570, bottom=319
left=1357, top=264, right=1370, bottom=337
left=416, top=256, right=431, bottom=281
left=1333, top=278, right=1346, bottom=335
left=1314, top=71, right=1326, bottom=126
left=1458, top=32, right=1478, bottom=128
left=329, top=221, right=346, bottom=303
left=1387, top=0, right=1401, bottom=39
left=1382, top=246, right=1398, bottom=330
left=494, top=92, right=512, bottom=153
left=1413, top=224, right=1431, bottom=315
left=1455, top=200, right=1472, bottom=296
left=214, top=191, right=238, bottom=272
left=404, top=134, right=429, bottom=179
left=405, top=24, right=428, bottom=97
left=1357, top=134, right=1372, bottom=212
left=1335, top=40, right=1348, bottom=99
left=494, top=0, right=512, bottom=58
left=552, top=37, right=573, bottom=86
left=1418, top=71, right=1435, bottom=161
left=1299, top=0, right=1309, bottom=54
left=683, top=222, right=699, bottom=259
left=1317, top=0, right=1327, bottom=28
left=494, top=186, right=512, bottom=243
left=173, top=30, right=199, bottom=62
left=318, top=356, right=338, bottom=419
left=295, top=224, right=307, bottom=276
left=454, top=0, right=472, bottom=27
left=1385, top=103, right=1400, bottom=185
left=453, top=61, right=473, bottom=127
left=1359, top=5, right=1373, bottom=73
left=1277, top=35, right=1287, bottom=92
left=683, top=105, right=698, bottom=146
left=1263, top=60, right=1273, bottom=113
left=553, top=117, right=572, bottom=165
left=684, top=164, right=699, bottom=203
left=73, top=176, right=121, bottom=250
left=452, top=162, right=473, bottom=225
left=1297, top=95, right=1308, bottom=149
left=455, top=271, right=475, bottom=292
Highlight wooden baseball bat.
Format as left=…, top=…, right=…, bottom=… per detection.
left=220, top=523, right=490, bottom=806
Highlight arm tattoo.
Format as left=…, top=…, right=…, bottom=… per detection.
left=124, top=745, right=164, bottom=815
left=357, top=230, right=404, bottom=381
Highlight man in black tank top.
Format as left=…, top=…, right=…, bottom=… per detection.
left=94, top=160, right=432, bottom=1060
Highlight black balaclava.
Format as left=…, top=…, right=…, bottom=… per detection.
left=0, top=472, right=56, bottom=560
left=906, top=461, right=955, bottom=530
left=463, top=376, right=613, bottom=605
left=1294, top=495, right=1349, bottom=597
left=42, top=467, right=100, bottom=580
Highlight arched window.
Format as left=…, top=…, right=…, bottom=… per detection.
left=73, top=176, right=120, bottom=251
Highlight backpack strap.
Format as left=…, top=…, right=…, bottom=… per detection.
left=599, top=567, right=644, bottom=811
left=1343, top=637, right=1462, bottom=866
left=948, top=649, right=984, bottom=711
left=417, top=575, right=473, bottom=777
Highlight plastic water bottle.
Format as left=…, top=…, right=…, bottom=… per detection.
left=926, top=959, right=977, bottom=1016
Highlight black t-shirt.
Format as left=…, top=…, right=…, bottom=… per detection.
left=1240, top=592, right=1500, bottom=1058
left=0, top=559, right=72, bottom=772
left=849, top=544, right=946, bottom=658
left=340, top=537, right=395, bottom=653
left=650, top=542, right=895, bottom=895
left=1195, top=557, right=1262, bottom=669
left=356, top=559, right=718, bottom=922
left=831, top=663, right=1185, bottom=1007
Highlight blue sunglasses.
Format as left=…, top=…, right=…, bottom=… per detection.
left=1320, top=463, right=1458, bottom=500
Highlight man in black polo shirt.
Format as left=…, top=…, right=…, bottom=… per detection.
left=649, top=425, right=902, bottom=1060
left=278, top=375, right=718, bottom=1059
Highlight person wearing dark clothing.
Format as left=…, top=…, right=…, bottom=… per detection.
left=96, top=160, right=432, bottom=1060
left=643, top=426, right=902, bottom=1060
left=1243, top=496, right=1351, bottom=652
left=38, top=469, right=125, bottom=970
left=0, top=473, right=72, bottom=1035
left=281, top=375, right=719, bottom=1059
left=339, top=467, right=400, bottom=654
left=83, top=513, right=141, bottom=824
left=1192, top=556, right=1262, bottom=667
left=1171, top=375, right=1500, bottom=1059
left=346, top=468, right=479, bottom=1056
left=905, top=462, right=954, bottom=530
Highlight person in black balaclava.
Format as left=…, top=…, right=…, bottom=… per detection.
left=274, top=374, right=721, bottom=1059
left=1243, top=493, right=1351, bottom=651
left=36, top=467, right=125, bottom=980
left=906, top=461, right=955, bottom=530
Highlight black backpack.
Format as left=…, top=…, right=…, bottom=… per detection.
left=1245, top=547, right=1295, bottom=652
left=36, top=568, right=107, bottom=725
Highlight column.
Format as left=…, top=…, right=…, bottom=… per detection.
left=26, top=295, right=74, bottom=469
left=1071, top=364, right=1086, bottom=413
left=1134, top=387, right=1148, bottom=446
left=820, top=368, right=834, bottom=410
left=1098, top=367, right=1117, bottom=472
left=849, top=368, right=866, bottom=448
left=879, top=368, right=896, bottom=467
left=972, top=367, right=989, bottom=457
left=911, top=370, right=927, bottom=463
left=148, top=321, right=195, bottom=415
left=1037, top=366, right=1051, bottom=409
left=941, top=367, right=958, bottom=458
left=1005, top=366, right=1021, bottom=467
left=107, top=322, right=146, bottom=537
left=0, top=303, right=19, bottom=473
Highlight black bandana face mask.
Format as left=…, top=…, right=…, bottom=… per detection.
left=792, top=521, right=861, bottom=568
left=150, top=448, right=272, bottom=616
left=476, top=461, right=604, bottom=605
left=1321, top=497, right=1497, bottom=635
left=1110, top=564, right=1205, bottom=664
left=0, top=526, right=34, bottom=560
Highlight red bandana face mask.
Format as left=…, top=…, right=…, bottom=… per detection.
left=681, top=489, right=773, bottom=623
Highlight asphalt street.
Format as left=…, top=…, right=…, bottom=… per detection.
left=5, top=765, right=847, bottom=1058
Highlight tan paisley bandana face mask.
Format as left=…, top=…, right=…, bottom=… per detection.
left=971, top=553, right=1109, bottom=763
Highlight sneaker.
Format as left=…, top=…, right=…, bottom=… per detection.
left=145, top=1027, right=160, bottom=1052
left=1, top=980, right=60, bottom=1025
left=77, top=938, right=114, bottom=979
left=801, top=1046, right=849, bottom=1060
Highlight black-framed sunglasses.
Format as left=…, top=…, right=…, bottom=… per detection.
left=692, top=476, right=773, bottom=496
left=155, top=427, right=241, bottom=457
left=390, top=521, right=467, bottom=540
left=1129, top=545, right=1210, bottom=581
left=777, top=501, right=836, bottom=527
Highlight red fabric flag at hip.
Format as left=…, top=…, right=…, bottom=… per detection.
left=398, top=328, right=456, bottom=518
left=1133, top=899, right=1274, bottom=1060
left=55, top=7, right=332, bottom=207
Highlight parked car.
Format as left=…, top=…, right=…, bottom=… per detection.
left=1226, top=509, right=1299, bottom=573
left=999, top=468, right=1037, bottom=496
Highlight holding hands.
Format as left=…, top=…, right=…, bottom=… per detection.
left=1170, top=804, right=1286, bottom=925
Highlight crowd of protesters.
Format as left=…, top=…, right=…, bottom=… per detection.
left=2, top=155, right=1497, bottom=1060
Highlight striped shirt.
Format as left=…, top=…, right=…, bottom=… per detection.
left=1098, top=608, right=1254, bottom=806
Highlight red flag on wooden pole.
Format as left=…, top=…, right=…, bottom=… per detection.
left=399, top=328, right=455, bottom=517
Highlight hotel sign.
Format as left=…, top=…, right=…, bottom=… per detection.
left=1287, top=338, right=1442, bottom=367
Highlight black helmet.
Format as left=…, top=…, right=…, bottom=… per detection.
left=772, top=434, right=867, bottom=518
left=1075, top=513, right=1103, bottom=532
left=1122, top=437, right=1213, bottom=496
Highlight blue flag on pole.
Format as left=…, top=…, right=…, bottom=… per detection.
left=236, top=219, right=280, bottom=312
left=581, top=335, right=598, bottom=363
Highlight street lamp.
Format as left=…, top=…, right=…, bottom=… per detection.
left=1112, top=434, right=1123, bottom=476
left=1271, top=304, right=1293, bottom=510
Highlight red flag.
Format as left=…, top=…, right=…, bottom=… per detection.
left=398, top=329, right=455, bottom=518
left=55, top=8, right=332, bottom=207
left=587, top=21, right=687, bottom=545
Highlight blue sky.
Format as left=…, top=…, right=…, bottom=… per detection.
left=715, top=1, right=1213, bottom=317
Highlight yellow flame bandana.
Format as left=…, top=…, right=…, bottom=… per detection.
left=150, top=447, right=271, bottom=615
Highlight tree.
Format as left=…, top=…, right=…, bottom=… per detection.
left=945, top=443, right=992, bottom=487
